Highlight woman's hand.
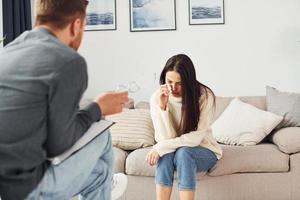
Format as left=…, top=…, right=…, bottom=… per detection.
left=145, top=148, right=160, bottom=166
left=159, top=84, right=170, bottom=110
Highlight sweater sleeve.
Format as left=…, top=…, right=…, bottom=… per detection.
left=153, top=91, right=215, bottom=157
left=46, top=57, right=101, bottom=157
left=150, top=91, right=177, bottom=142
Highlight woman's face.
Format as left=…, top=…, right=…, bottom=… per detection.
left=165, top=71, right=182, bottom=97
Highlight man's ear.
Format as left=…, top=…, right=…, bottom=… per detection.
left=70, top=17, right=83, bottom=38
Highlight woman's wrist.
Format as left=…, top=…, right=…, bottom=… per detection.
left=159, top=103, right=167, bottom=111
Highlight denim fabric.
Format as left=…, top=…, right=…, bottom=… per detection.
left=155, top=146, right=217, bottom=190
left=25, top=130, right=113, bottom=200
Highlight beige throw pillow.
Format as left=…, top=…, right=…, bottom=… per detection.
left=212, top=98, right=283, bottom=146
left=106, top=109, right=155, bottom=150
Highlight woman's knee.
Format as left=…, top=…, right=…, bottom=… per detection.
left=156, top=153, right=175, bottom=177
left=157, top=152, right=174, bottom=166
left=174, top=147, right=194, bottom=164
left=155, top=154, right=175, bottom=186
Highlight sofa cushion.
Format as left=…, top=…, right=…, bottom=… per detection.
left=212, top=98, right=283, bottom=146
left=113, top=147, right=128, bottom=173
left=126, top=147, right=155, bottom=177
left=126, top=144, right=289, bottom=178
left=266, top=86, right=300, bottom=129
left=135, top=101, right=150, bottom=109
left=212, top=96, right=266, bottom=123
left=271, top=127, right=300, bottom=154
left=106, top=109, right=155, bottom=150
left=208, top=143, right=290, bottom=176
left=126, top=147, right=206, bottom=179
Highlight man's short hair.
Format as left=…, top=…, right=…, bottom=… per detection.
left=35, top=0, right=89, bottom=29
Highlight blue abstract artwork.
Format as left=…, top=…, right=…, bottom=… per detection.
left=85, top=0, right=116, bottom=31
left=189, top=0, right=224, bottom=25
left=192, top=7, right=222, bottom=19
left=86, top=12, right=114, bottom=25
left=130, top=0, right=176, bottom=31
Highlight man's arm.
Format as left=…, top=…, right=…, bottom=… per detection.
left=46, top=57, right=101, bottom=157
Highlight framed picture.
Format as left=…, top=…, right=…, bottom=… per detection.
left=130, top=0, right=176, bottom=32
left=189, top=0, right=225, bottom=25
left=85, top=0, right=116, bottom=31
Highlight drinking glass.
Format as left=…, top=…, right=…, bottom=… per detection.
left=116, top=81, right=141, bottom=94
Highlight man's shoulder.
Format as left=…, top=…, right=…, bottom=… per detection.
left=8, top=28, right=82, bottom=65
left=0, top=29, right=86, bottom=80
left=31, top=32, right=81, bottom=63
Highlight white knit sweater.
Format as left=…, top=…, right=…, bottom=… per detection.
left=150, top=89, right=222, bottom=159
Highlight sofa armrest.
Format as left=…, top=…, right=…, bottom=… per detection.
left=270, top=127, right=300, bottom=154
left=290, top=153, right=300, bottom=200
left=113, top=147, right=128, bottom=173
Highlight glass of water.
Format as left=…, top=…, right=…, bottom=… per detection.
left=116, top=81, right=141, bottom=94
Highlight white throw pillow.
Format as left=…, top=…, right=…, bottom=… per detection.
left=105, top=109, right=155, bottom=150
left=212, top=98, right=283, bottom=146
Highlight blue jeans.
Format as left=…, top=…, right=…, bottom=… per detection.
left=155, top=146, right=217, bottom=190
left=25, top=130, right=113, bottom=200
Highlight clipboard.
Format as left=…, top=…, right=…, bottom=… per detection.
left=49, top=120, right=115, bottom=165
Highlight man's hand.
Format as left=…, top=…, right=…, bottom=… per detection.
left=145, top=148, right=160, bottom=166
left=94, top=91, right=128, bottom=116
left=159, top=84, right=170, bottom=110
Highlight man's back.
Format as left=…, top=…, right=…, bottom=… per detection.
left=0, top=28, right=96, bottom=199
left=0, top=1, right=131, bottom=199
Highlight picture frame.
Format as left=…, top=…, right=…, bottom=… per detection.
left=129, top=0, right=176, bottom=32
left=189, top=0, right=225, bottom=25
left=85, top=0, right=117, bottom=31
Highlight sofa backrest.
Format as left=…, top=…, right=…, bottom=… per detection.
left=136, top=96, right=266, bottom=124
left=212, top=96, right=266, bottom=123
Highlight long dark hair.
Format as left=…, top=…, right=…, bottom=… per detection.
left=159, top=54, right=215, bottom=136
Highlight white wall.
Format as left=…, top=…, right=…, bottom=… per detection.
left=79, top=0, right=300, bottom=102
left=0, top=0, right=3, bottom=48
left=31, top=0, right=35, bottom=26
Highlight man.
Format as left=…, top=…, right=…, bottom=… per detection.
left=0, top=0, right=127, bottom=199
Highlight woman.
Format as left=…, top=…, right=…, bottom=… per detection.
left=146, top=54, right=222, bottom=200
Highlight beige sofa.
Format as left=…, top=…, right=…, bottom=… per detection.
left=112, top=96, right=300, bottom=200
